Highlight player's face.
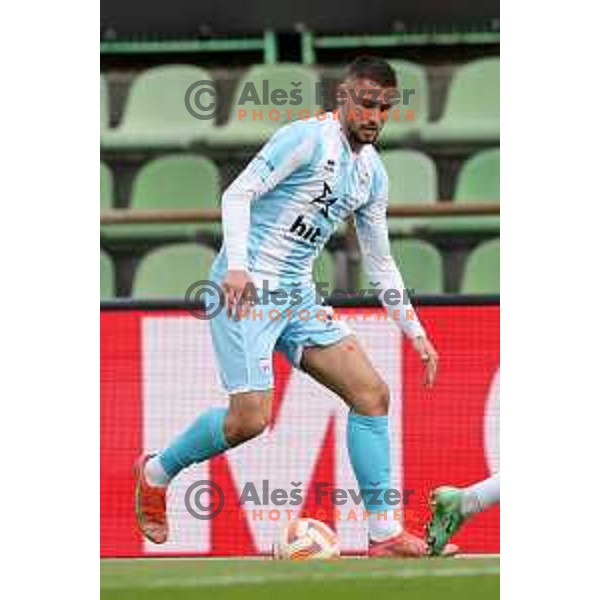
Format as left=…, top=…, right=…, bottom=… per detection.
left=339, top=77, right=394, bottom=146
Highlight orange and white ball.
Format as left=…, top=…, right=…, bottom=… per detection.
left=274, top=518, right=340, bottom=560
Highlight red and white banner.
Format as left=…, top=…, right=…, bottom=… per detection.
left=101, top=305, right=499, bottom=557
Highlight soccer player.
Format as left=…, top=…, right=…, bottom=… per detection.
left=426, top=473, right=500, bottom=555
left=135, top=56, right=456, bottom=557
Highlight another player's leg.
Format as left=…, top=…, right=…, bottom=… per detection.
left=135, top=391, right=271, bottom=543
left=301, top=336, right=457, bottom=558
left=426, top=473, right=500, bottom=555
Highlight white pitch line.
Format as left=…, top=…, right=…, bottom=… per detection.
left=101, top=554, right=499, bottom=563
left=102, top=564, right=500, bottom=590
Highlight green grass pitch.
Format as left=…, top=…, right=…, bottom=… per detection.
left=101, top=556, right=499, bottom=600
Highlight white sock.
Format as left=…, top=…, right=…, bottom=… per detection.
left=368, top=510, right=402, bottom=542
left=461, top=473, right=500, bottom=517
left=144, top=456, right=171, bottom=488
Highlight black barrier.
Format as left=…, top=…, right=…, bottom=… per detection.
left=100, top=294, right=500, bottom=311
left=101, top=0, right=499, bottom=38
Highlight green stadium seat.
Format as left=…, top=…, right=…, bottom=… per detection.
left=101, top=74, right=109, bottom=132
left=100, top=251, right=115, bottom=299
left=456, top=148, right=500, bottom=201
left=105, top=155, right=221, bottom=241
left=429, top=148, right=500, bottom=233
left=461, top=238, right=500, bottom=293
left=360, top=239, right=444, bottom=294
left=132, top=243, right=217, bottom=298
left=207, top=64, right=320, bottom=148
left=101, top=65, right=217, bottom=150
left=421, top=58, right=499, bottom=143
left=380, top=150, right=438, bottom=233
left=379, top=61, right=429, bottom=145
left=100, top=162, right=113, bottom=210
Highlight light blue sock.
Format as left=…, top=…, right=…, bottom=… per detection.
left=347, top=411, right=393, bottom=514
left=158, top=408, right=229, bottom=479
left=347, top=411, right=403, bottom=541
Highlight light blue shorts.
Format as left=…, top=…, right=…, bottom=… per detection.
left=208, top=279, right=352, bottom=394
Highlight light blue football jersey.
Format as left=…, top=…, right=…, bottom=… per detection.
left=212, top=113, right=389, bottom=287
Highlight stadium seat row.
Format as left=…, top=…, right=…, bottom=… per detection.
left=100, top=238, right=500, bottom=300
left=101, top=58, right=499, bottom=150
left=101, top=148, right=499, bottom=238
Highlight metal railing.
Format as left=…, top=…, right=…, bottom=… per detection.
left=100, top=202, right=499, bottom=225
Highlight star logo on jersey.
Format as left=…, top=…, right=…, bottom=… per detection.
left=310, top=182, right=338, bottom=219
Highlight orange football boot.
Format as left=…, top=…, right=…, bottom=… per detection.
left=134, top=454, right=169, bottom=544
left=369, top=530, right=459, bottom=558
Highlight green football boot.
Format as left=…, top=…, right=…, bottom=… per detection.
left=426, top=486, right=466, bottom=556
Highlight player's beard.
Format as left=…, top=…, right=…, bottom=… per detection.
left=346, top=119, right=381, bottom=146
left=348, top=123, right=381, bottom=146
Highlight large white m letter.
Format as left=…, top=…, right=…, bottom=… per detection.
left=142, top=316, right=402, bottom=554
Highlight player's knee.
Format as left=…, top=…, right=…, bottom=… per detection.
left=243, top=412, right=269, bottom=439
left=225, top=411, right=269, bottom=445
left=360, top=380, right=390, bottom=416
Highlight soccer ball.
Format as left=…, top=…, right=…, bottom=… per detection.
left=274, top=518, right=340, bottom=560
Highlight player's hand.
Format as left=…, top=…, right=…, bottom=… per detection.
left=411, top=335, right=439, bottom=388
left=222, top=269, right=255, bottom=319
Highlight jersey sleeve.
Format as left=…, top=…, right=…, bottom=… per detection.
left=222, top=122, right=317, bottom=269
left=354, top=165, right=426, bottom=339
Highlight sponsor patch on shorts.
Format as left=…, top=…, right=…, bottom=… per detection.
left=259, top=357, right=271, bottom=375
